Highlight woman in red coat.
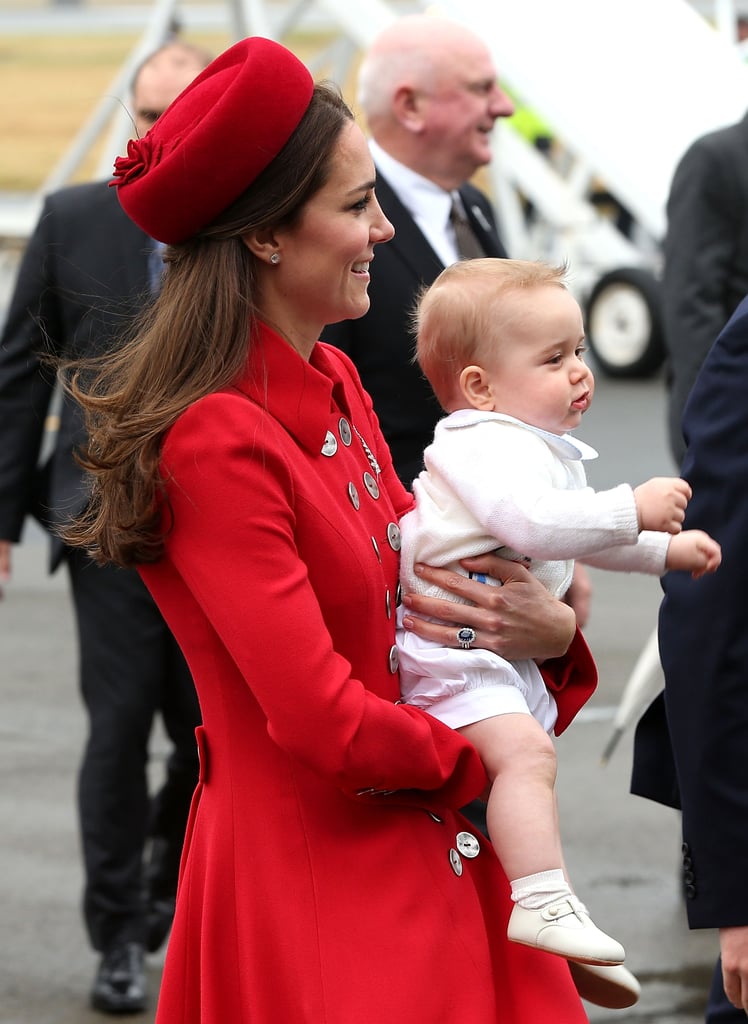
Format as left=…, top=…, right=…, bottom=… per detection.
left=63, top=36, right=608, bottom=1022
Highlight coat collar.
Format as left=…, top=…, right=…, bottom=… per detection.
left=232, top=321, right=352, bottom=455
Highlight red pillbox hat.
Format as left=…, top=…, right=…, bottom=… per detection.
left=111, top=37, right=314, bottom=244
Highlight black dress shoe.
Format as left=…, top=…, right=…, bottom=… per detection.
left=91, top=941, right=147, bottom=1015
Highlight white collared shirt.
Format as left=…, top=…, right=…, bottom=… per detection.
left=369, top=139, right=460, bottom=267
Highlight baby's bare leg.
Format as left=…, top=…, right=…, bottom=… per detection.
left=459, top=713, right=561, bottom=880
left=459, top=711, right=625, bottom=966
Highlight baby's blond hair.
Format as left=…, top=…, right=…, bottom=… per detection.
left=414, top=258, right=568, bottom=409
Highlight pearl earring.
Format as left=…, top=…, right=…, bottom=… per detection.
left=270, top=252, right=281, bottom=265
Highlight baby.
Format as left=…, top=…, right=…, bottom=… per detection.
left=397, top=258, right=721, bottom=967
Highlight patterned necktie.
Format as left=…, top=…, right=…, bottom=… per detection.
left=449, top=198, right=485, bottom=260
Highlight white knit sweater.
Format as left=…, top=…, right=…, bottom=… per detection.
left=399, top=409, right=669, bottom=604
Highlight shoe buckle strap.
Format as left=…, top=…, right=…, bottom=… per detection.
left=541, top=898, right=585, bottom=923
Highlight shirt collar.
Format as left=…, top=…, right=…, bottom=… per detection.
left=369, top=139, right=457, bottom=265
left=440, top=408, right=599, bottom=461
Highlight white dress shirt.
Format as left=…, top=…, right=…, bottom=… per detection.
left=369, top=139, right=461, bottom=267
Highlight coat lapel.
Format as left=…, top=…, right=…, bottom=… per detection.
left=374, top=171, right=445, bottom=279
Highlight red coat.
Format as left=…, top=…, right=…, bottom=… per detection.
left=141, top=324, right=593, bottom=1022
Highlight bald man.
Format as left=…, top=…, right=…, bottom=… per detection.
left=322, top=15, right=512, bottom=487
left=0, top=41, right=210, bottom=1014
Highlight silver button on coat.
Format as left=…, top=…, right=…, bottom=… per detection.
left=363, top=472, right=380, bottom=500
left=338, top=417, right=352, bottom=446
left=456, top=832, right=480, bottom=859
left=388, top=645, right=399, bottom=674
left=449, top=848, right=463, bottom=876
left=321, top=431, right=338, bottom=457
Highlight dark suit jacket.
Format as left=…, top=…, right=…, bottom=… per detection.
left=632, top=295, right=748, bottom=929
left=322, top=171, right=506, bottom=486
left=663, top=110, right=748, bottom=464
left=0, top=181, right=153, bottom=569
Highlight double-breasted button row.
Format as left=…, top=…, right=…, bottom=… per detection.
left=319, top=418, right=398, bottom=676
left=347, top=478, right=384, bottom=510
left=384, top=582, right=403, bottom=669
left=320, top=418, right=383, bottom=512
left=448, top=830, right=481, bottom=876
left=681, top=841, right=697, bottom=900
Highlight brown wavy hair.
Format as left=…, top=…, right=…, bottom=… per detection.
left=60, top=82, right=353, bottom=567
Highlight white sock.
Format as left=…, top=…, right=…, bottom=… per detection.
left=510, top=869, right=573, bottom=909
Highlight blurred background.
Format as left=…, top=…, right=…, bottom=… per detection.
left=3, top=0, right=748, bottom=374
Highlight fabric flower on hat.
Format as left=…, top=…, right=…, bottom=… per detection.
left=112, top=136, right=164, bottom=186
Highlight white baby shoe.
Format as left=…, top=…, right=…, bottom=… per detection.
left=507, top=895, right=625, bottom=965
left=568, top=961, right=641, bottom=1008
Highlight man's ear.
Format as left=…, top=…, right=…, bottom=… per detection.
left=392, top=85, right=425, bottom=133
left=241, top=228, right=279, bottom=264
left=459, top=364, right=495, bottom=410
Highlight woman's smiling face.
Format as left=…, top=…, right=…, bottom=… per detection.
left=267, top=121, right=395, bottom=352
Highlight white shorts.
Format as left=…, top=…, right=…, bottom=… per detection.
left=396, top=616, right=558, bottom=734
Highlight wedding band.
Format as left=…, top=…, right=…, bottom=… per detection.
left=456, top=626, right=476, bottom=650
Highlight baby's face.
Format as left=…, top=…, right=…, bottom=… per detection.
left=477, top=285, right=593, bottom=434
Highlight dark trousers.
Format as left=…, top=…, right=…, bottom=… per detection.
left=706, top=957, right=746, bottom=1023
left=66, top=549, right=200, bottom=953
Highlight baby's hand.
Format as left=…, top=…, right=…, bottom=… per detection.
left=634, top=476, right=692, bottom=533
left=666, top=530, right=722, bottom=578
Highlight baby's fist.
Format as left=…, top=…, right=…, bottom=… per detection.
left=634, top=476, right=692, bottom=534
left=666, top=530, right=722, bottom=578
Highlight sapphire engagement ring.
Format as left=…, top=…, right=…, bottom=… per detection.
left=456, top=626, right=477, bottom=650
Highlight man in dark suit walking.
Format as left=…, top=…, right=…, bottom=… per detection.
left=631, top=296, right=748, bottom=1022
left=0, top=40, right=210, bottom=1014
left=661, top=111, right=748, bottom=466
left=322, top=14, right=512, bottom=488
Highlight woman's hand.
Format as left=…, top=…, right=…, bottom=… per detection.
left=401, top=553, right=576, bottom=663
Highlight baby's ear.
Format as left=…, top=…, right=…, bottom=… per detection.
left=459, top=365, right=494, bottom=410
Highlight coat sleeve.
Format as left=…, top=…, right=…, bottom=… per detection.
left=541, top=627, right=598, bottom=735
left=662, top=134, right=740, bottom=462
left=658, top=297, right=748, bottom=927
left=158, top=394, right=484, bottom=810
left=580, top=529, right=668, bottom=575
left=0, top=196, right=60, bottom=540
